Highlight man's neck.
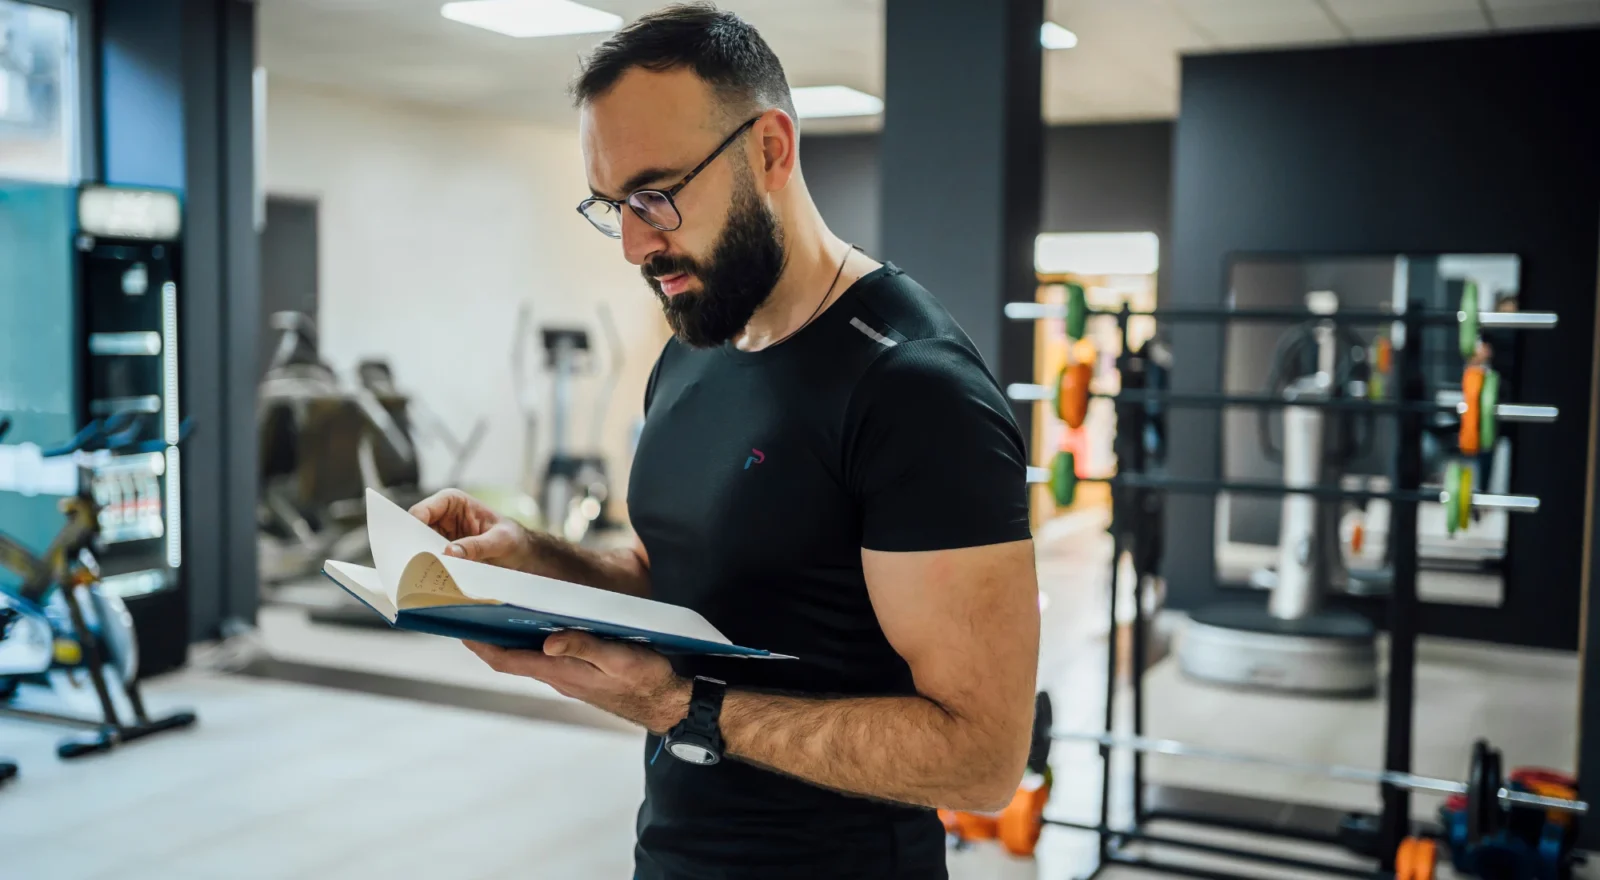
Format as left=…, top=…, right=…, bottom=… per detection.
left=733, top=206, right=868, bottom=352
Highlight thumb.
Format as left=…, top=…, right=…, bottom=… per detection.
left=444, top=533, right=506, bottom=561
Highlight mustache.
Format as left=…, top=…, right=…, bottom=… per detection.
left=642, top=255, right=699, bottom=287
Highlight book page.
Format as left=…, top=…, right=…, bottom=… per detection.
left=366, top=488, right=451, bottom=601
left=324, top=561, right=398, bottom=622
left=395, top=552, right=499, bottom=610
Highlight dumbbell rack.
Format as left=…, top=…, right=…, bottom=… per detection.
left=1011, top=291, right=1561, bottom=879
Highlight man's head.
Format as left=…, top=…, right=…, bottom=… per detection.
left=573, top=4, right=800, bottom=348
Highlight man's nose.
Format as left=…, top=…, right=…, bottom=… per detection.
left=620, top=208, right=668, bottom=267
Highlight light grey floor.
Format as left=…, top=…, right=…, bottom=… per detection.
left=0, top=510, right=1580, bottom=879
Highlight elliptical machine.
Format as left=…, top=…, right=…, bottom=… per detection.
left=511, top=303, right=623, bottom=544
left=1180, top=293, right=1382, bottom=696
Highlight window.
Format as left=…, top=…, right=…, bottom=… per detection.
left=0, top=0, right=77, bottom=183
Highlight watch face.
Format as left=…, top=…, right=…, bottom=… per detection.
left=668, top=742, right=719, bottom=765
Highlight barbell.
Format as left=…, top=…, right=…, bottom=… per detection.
left=1025, top=463, right=1540, bottom=513
left=1051, top=730, right=1587, bottom=820
left=1005, top=282, right=1558, bottom=338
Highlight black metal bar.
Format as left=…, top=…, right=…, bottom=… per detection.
left=1379, top=309, right=1426, bottom=866
left=1142, top=806, right=1347, bottom=847
left=1132, top=571, right=1148, bottom=822
left=1052, top=823, right=1382, bottom=878
left=1103, top=851, right=1382, bottom=880
left=1147, top=306, right=1442, bottom=324
left=1103, top=390, right=1446, bottom=413
left=1099, top=532, right=1122, bottom=862
left=1111, top=474, right=1430, bottom=504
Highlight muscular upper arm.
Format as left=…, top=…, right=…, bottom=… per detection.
left=844, top=337, right=1038, bottom=775
left=862, top=541, right=1039, bottom=740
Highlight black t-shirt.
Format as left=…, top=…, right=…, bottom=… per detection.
left=626, top=264, right=1031, bottom=879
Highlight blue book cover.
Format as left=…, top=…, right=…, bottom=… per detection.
left=322, top=490, right=795, bottom=661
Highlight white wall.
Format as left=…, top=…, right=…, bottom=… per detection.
left=264, top=78, right=668, bottom=517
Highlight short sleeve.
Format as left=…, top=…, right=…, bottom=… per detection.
left=642, top=340, right=672, bottom=417
left=843, top=338, right=1032, bottom=552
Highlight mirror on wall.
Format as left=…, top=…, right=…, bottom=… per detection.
left=1212, top=253, right=1521, bottom=609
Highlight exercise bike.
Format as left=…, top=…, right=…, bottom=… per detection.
left=0, top=413, right=197, bottom=758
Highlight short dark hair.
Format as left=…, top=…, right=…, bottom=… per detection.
left=572, top=3, right=797, bottom=126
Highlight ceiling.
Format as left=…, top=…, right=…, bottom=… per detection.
left=259, top=0, right=1600, bottom=131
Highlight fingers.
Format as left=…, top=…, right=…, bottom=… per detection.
left=409, top=489, right=463, bottom=526
left=463, top=640, right=596, bottom=694
left=445, top=527, right=519, bottom=562
left=544, top=631, right=649, bottom=675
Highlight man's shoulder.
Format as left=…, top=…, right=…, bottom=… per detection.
left=847, top=263, right=970, bottom=349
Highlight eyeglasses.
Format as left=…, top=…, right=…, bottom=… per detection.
left=577, top=116, right=762, bottom=239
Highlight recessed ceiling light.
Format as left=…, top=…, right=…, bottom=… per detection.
left=1041, top=22, right=1079, bottom=50
left=792, top=86, right=883, bottom=119
left=440, top=0, right=622, bottom=38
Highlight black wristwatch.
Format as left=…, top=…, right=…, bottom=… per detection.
left=663, top=676, right=726, bottom=766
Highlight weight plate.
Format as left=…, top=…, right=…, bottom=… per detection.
left=1458, top=462, right=1474, bottom=533
left=1061, top=363, right=1092, bottom=430
left=1459, top=366, right=1484, bottom=456
left=1443, top=461, right=1462, bottom=536
left=1467, top=740, right=1503, bottom=844
left=1459, top=279, right=1480, bottom=359
left=1028, top=692, right=1054, bottom=775
left=1411, top=838, right=1437, bottom=880
left=1054, top=367, right=1070, bottom=423
left=1479, top=368, right=1499, bottom=450
left=1065, top=283, right=1089, bottom=341
left=1051, top=451, right=1077, bottom=508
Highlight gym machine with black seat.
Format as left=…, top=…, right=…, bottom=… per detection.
left=1003, top=278, right=1565, bottom=879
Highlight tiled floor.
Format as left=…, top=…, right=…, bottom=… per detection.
left=0, top=509, right=1580, bottom=879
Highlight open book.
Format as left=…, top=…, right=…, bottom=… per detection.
left=322, top=489, right=794, bottom=659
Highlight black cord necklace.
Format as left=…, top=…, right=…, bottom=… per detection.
left=768, top=243, right=859, bottom=348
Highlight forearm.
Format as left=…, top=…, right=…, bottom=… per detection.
left=716, top=690, right=1025, bottom=812
left=517, top=529, right=652, bottom=599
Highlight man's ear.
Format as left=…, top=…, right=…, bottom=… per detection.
left=756, top=108, right=799, bottom=192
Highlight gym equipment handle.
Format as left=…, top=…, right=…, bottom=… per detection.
left=1024, top=470, right=1540, bottom=511
left=1053, top=731, right=1588, bottom=815
left=1467, top=311, right=1558, bottom=329
left=1455, top=491, right=1539, bottom=513
left=1004, top=301, right=1559, bottom=327
left=1459, top=402, right=1558, bottom=423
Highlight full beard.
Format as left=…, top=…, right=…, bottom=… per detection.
left=643, top=177, right=785, bottom=349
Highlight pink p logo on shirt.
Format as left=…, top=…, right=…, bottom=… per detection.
left=744, top=449, right=765, bottom=470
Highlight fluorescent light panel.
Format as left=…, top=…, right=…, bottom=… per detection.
left=1041, top=22, right=1078, bottom=50
left=792, top=86, right=882, bottom=119
left=441, top=0, right=621, bottom=38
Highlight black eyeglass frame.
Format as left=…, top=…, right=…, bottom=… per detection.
left=576, top=115, right=763, bottom=238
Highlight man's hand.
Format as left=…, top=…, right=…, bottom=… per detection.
left=464, top=632, right=690, bottom=734
left=410, top=489, right=533, bottom=569
left=412, top=489, right=655, bottom=597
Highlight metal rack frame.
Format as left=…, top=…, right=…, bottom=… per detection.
left=1035, top=301, right=1530, bottom=879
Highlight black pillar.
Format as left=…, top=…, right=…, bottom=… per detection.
left=880, top=0, right=1043, bottom=436
left=101, top=0, right=261, bottom=649
left=1581, top=283, right=1600, bottom=849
